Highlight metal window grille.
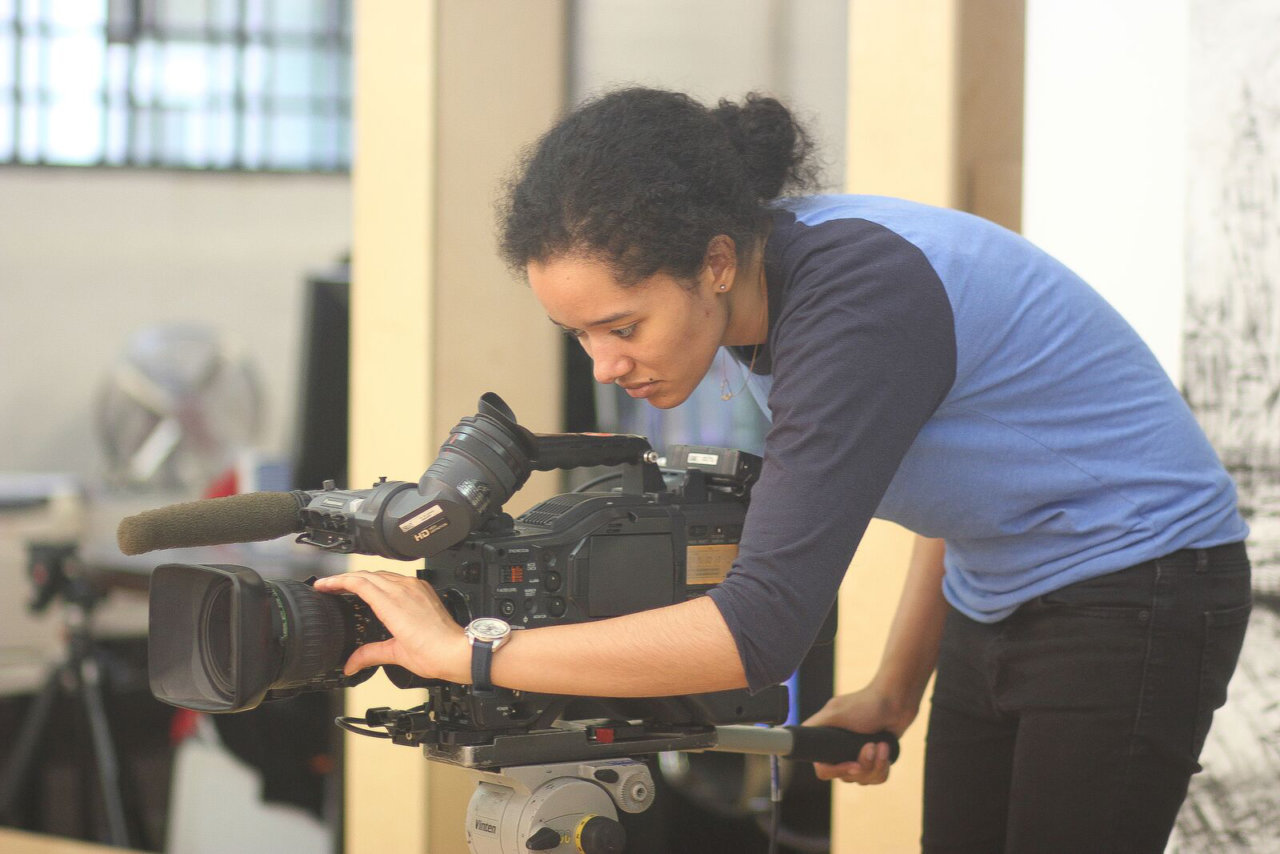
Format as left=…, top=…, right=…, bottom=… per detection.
left=0, top=0, right=351, bottom=171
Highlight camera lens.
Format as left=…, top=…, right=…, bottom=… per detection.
left=199, top=580, right=234, bottom=697
left=150, top=563, right=390, bottom=713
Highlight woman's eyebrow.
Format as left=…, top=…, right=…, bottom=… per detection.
left=548, top=310, right=634, bottom=330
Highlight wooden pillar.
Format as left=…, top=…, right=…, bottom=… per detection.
left=348, top=3, right=566, bottom=853
left=836, top=2, right=1022, bottom=851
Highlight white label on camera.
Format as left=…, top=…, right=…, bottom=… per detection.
left=399, top=503, right=444, bottom=533
left=687, top=452, right=719, bottom=466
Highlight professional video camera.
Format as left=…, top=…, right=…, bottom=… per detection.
left=121, top=393, right=897, bottom=853
left=127, top=392, right=774, bottom=720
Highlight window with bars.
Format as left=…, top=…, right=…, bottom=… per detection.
left=0, top=0, right=351, bottom=171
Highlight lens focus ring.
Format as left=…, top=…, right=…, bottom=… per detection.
left=271, top=580, right=352, bottom=687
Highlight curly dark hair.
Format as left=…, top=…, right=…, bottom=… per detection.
left=498, top=88, right=818, bottom=286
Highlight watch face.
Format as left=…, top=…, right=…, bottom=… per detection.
left=468, top=617, right=510, bottom=642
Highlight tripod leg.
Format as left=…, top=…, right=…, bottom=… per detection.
left=0, top=665, right=63, bottom=823
left=77, top=654, right=131, bottom=848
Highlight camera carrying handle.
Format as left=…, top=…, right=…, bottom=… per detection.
left=476, top=390, right=654, bottom=472
left=529, top=431, right=655, bottom=472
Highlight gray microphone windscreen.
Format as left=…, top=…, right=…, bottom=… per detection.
left=117, top=491, right=307, bottom=556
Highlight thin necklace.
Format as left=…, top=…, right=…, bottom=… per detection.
left=720, top=341, right=761, bottom=400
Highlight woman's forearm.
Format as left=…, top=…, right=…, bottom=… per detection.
left=868, top=535, right=948, bottom=718
left=316, top=570, right=747, bottom=697
left=489, top=594, right=748, bottom=697
left=496, top=536, right=946, bottom=701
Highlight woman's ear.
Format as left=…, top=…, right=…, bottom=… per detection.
left=702, top=234, right=739, bottom=292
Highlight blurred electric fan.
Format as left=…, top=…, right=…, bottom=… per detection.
left=96, top=325, right=263, bottom=491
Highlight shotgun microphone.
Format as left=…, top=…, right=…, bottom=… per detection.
left=117, top=491, right=310, bottom=556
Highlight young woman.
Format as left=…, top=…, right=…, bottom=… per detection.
left=316, top=88, right=1252, bottom=852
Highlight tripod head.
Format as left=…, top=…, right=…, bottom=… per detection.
left=26, top=541, right=102, bottom=614
left=342, top=703, right=899, bottom=854
left=445, top=720, right=897, bottom=854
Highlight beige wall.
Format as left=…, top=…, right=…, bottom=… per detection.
left=346, top=3, right=566, bottom=853
left=0, top=827, right=141, bottom=854
left=847, top=0, right=1023, bottom=227
left=959, top=0, right=1025, bottom=231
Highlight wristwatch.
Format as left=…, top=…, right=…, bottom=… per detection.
left=465, top=617, right=513, bottom=695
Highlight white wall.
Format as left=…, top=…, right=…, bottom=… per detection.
left=1022, top=0, right=1189, bottom=383
left=0, top=167, right=350, bottom=480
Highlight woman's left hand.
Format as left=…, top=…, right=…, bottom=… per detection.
left=312, top=571, right=468, bottom=682
left=802, top=686, right=913, bottom=785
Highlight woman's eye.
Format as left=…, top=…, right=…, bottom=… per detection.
left=562, top=327, right=586, bottom=340
left=612, top=324, right=637, bottom=339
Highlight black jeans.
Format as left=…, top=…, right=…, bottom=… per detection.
left=922, top=543, right=1252, bottom=854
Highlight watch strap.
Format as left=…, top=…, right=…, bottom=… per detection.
left=471, top=639, right=496, bottom=695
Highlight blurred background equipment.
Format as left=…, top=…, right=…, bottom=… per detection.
left=0, top=543, right=144, bottom=848
left=292, top=261, right=351, bottom=492
left=1, top=295, right=343, bottom=852
left=0, top=476, right=83, bottom=698
left=95, top=324, right=263, bottom=492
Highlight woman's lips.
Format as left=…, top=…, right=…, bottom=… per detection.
left=622, top=381, right=657, bottom=399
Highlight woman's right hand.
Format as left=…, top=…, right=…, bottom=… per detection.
left=802, top=685, right=917, bottom=785
left=312, top=570, right=469, bottom=683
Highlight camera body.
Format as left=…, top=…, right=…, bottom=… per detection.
left=426, top=447, right=752, bottom=632
left=405, top=444, right=778, bottom=738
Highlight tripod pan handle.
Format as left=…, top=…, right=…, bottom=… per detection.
left=783, top=725, right=900, bottom=764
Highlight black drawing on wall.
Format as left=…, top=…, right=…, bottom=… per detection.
left=1175, top=0, right=1280, bottom=850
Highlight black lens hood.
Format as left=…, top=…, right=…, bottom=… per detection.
left=149, top=563, right=281, bottom=713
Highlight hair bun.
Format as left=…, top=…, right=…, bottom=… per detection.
left=712, top=93, right=816, bottom=200
left=500, top=87, right=818, bottom=284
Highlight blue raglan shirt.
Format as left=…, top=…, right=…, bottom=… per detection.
left=705, top=195, right=1249, bottom=691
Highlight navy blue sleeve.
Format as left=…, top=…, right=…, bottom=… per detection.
left=706, top=217, right=957, bottom=691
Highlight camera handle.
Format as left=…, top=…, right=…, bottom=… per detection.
left=529, top=433, right=666, bottom=496
left=529, top=433, right=655, bottom=473
left=459, top=725, right=899, bottom=854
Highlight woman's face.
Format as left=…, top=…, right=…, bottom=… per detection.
left=528, top=254, right=730, bottom=410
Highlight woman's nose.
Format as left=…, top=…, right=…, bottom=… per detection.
left=589, top=339, right=632, bottom=385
